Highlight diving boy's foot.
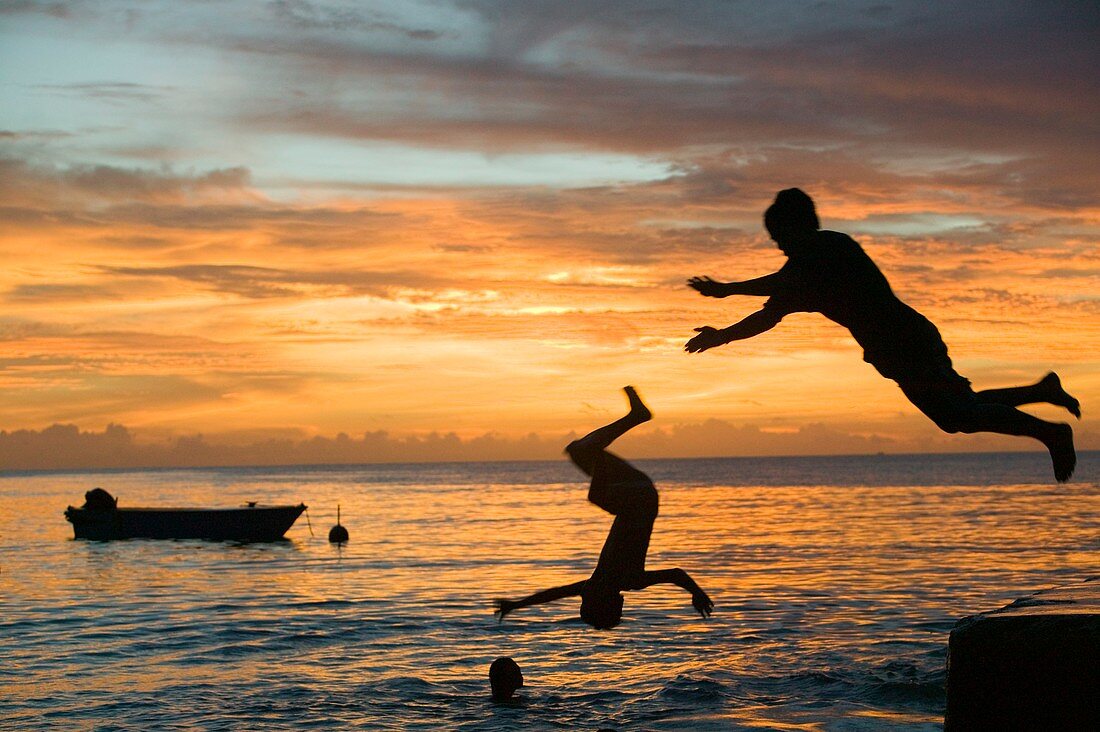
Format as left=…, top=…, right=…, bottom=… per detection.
left=1045, top=423, right=1076, bottom=483
left=623, top=386, right=652, bottom=424
left=564, top=387, right=651, bottom=466
left=1040, top=372, right=1081, bottom=419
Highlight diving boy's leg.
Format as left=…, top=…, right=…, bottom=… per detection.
left=565, top=386, right=658, bottom=519
left=565, top=386, right=651, bottom=477
left=586, top=451, right=657, bottom=517
left=975, top=372, right=1081, bottom=418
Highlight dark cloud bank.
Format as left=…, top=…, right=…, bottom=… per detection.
left=3, top=420, right=1090, bottom=472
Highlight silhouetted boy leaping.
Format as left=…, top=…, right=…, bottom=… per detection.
left=686, top=188, right=1079, bottom=482
left=495, top=387, right=713, bottom=629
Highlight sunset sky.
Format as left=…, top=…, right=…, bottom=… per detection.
left=1, top=1, right=1098, bottom=465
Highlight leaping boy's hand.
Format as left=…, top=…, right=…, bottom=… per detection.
left=687, top=276, right=726, bottom=298
left=494, top=599, right=518, bottom=622
left=691, top=590, right=714, bottom=619
left=685, top=326, right=726, bottom=353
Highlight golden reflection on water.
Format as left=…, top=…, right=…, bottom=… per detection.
left=2, top=461, right=1098, bottom=730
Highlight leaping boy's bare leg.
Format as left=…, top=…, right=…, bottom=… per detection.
left=975, top=372, right=1081, bottom=418
left=951, top=403, right=1076, bottom=483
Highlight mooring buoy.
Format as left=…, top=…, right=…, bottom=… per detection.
left=328, top=504, right=349, bottom=543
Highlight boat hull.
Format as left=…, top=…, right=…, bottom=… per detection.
left=64, top=504, right=307, bottom=542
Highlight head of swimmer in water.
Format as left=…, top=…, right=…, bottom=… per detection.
left=489, top=656, right=524, bottom=701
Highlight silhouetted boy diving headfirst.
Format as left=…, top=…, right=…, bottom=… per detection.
left=495, top=387, right=714, bottom=629
left=686, top=188, right=1079, bottom=482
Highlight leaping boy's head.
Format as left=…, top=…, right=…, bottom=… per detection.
left=580, top=585, right=624, bottom=630
left=764, top=188, right=819, bottom=250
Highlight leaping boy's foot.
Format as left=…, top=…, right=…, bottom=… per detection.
left=1045, top=423, right=1076, bottom=483
left=623, top=386, right=652, bottom=424
left=1040, top=372, right=1081, bottom=419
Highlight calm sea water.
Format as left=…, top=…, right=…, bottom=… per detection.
left=2, top=451, right=1098, bottom=731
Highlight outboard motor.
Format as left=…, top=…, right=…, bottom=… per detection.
left=82, top=487, right=117, bottom=510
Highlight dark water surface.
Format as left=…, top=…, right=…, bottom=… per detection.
left=3, top=451, right=1098, bottom=730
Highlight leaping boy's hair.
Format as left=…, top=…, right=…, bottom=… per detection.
left=764, top=188, right=819, bottom=238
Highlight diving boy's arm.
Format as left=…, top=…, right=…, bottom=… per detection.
left=494, top=580, right=586, bottom=621
left=634, top=568, right=714, bottom=618
left=684, top=307, right=783, bottom=353
left=687, top=272, right=784, bottom=298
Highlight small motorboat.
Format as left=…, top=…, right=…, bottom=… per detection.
left=65, top=488, right=306, bottom=542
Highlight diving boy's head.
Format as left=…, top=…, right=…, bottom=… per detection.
left=764, top=188, right=819, bottom=252
left=580, top=582, right=624, bottom=630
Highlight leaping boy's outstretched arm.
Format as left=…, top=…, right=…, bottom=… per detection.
left=495, top=579, right=587, bottom=621
left=685, top=307, right=783, bottom=353
left=634, top=568, right=714, bottom=618
left=687, top=272, right=784, bottom=298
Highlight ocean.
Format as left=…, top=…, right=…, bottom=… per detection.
left=2, top=451, right=1098, bottom=731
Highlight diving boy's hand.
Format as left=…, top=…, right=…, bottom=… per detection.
left=685, top=326, right=727, bottom=353
left=687, top=276, right=728, bottom=298
left=494, top=599, right=518, bottom=622
left=691, top=590, right=714, bottom=619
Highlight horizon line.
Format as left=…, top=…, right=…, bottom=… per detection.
left=5, top=447, right=1091, bottom=477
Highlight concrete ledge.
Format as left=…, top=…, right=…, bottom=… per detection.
left=945, top=576, right=1100, bottom=731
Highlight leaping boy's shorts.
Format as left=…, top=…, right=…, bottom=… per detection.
left=896, top=366, right=977, bottom=433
